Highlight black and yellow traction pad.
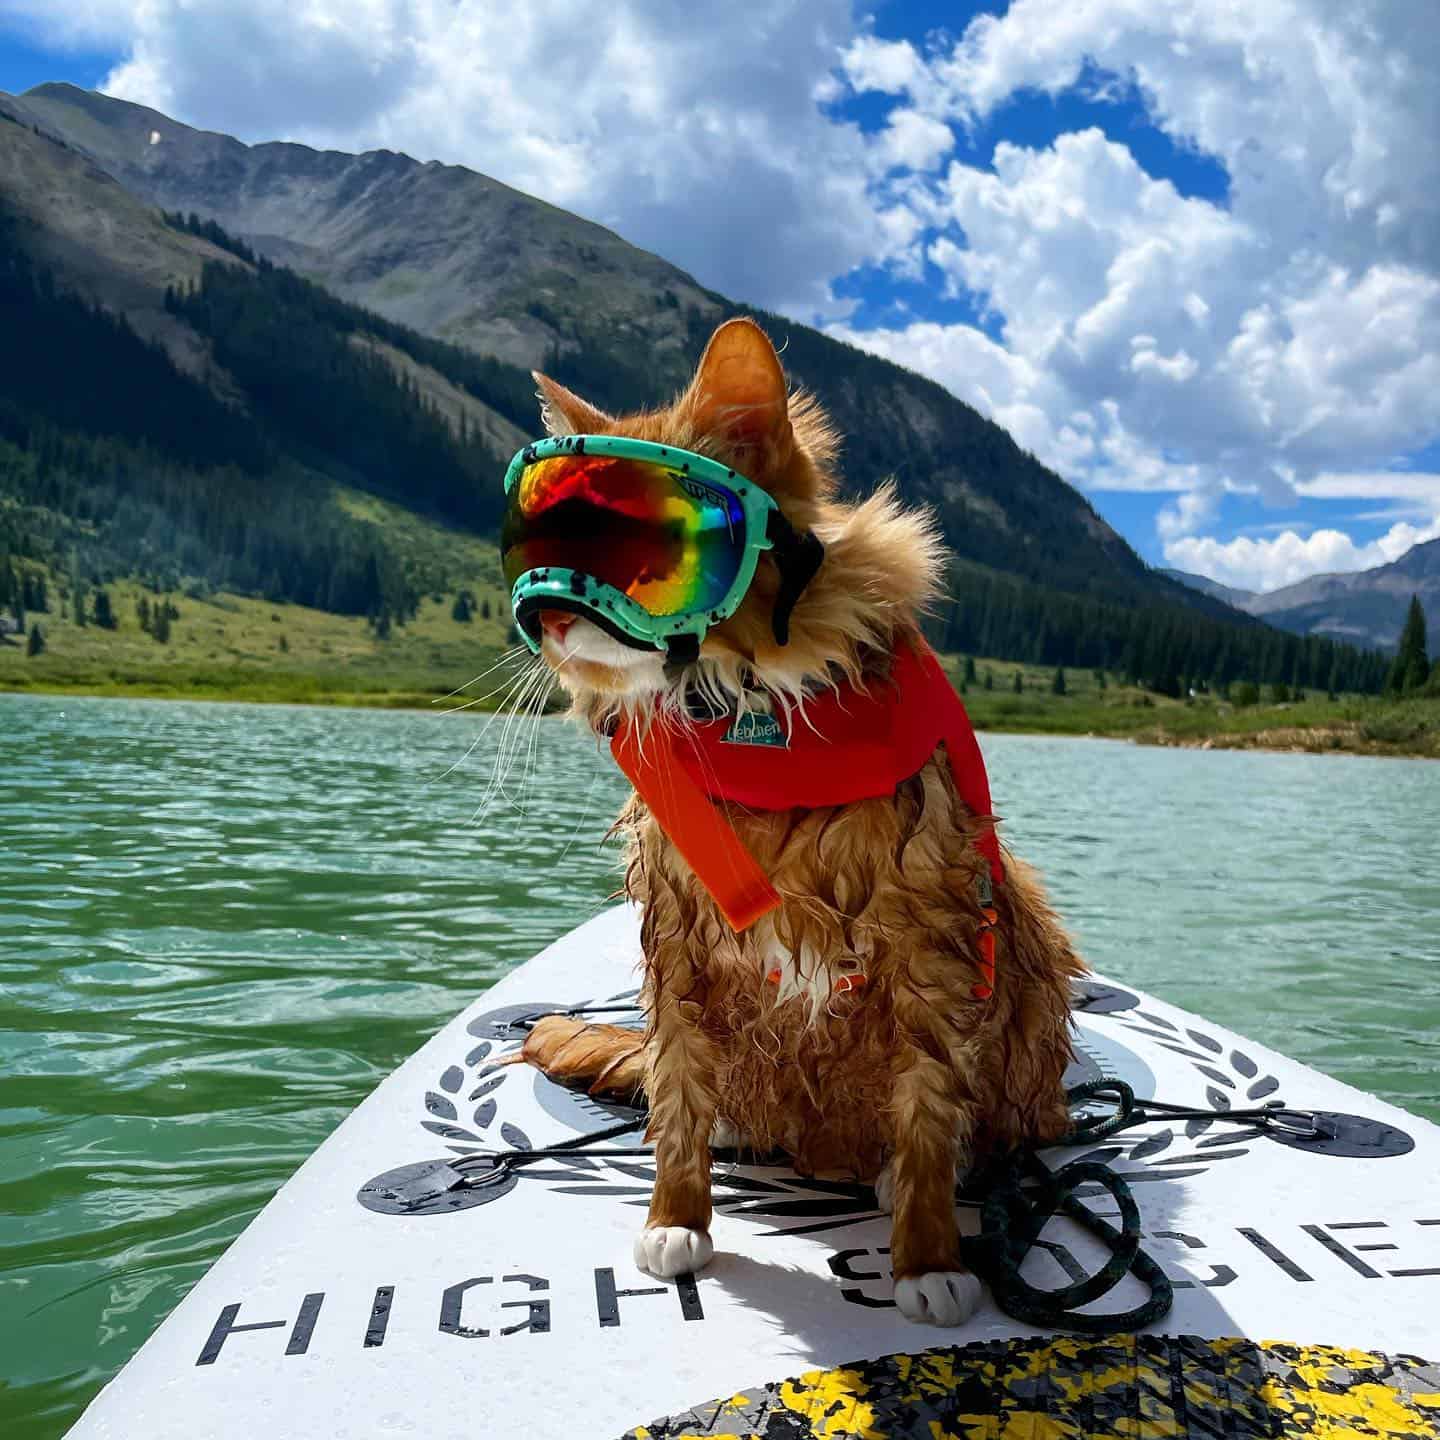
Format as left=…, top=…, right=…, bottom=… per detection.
left=623, top=1335, right=1440, bottom=1439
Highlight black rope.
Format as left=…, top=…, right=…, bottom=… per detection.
left=956, top=1082, right=1171, bottom=1333
left=447, top=1114, right=652, bottom=1185
left=951, top=1079, right=1327, bottom=1333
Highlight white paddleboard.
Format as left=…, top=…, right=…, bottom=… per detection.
left=66, top=904, right=1440, bottom=1439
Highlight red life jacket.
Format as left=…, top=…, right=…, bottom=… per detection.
left=611, top=638, right=1002, bottom=999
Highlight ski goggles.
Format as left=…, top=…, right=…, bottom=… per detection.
left=502, top=435, right=804, bottom=658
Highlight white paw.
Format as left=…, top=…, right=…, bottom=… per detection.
left=633, top=1225, right=714, bottom=1279
left=874, top=1162, right=894, bottom=1214
left=710, top=1117, right=744, bottom=1149
left=894, top=1270, right=983, bottom=1326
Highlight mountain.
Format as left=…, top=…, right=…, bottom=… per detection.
left=1163, top=543, right=1440, bottom=651
left=1245, top=540, right=1440, bottom=650
left=1159, top=569, right=1258, bottom=610
left=0, top=104, right=537, bottom=619
left=5, top=83, right=1175, bottom=601
left=0, top=85, right=1391, bottom=695
left=4, top=82, right=720, bottom=376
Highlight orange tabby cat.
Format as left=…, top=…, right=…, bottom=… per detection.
left=517, top=318, right=1084, bottom=1326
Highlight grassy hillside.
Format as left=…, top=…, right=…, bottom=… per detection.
left=936, top=659, right=1440, bottom=758
left=0, top=490, right=521, bottom=706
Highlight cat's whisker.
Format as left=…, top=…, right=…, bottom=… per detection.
left=476, top=657, right=553, bottom=822
left=432, top=644, right=530, bottom=703
left=512, top=668, right=556, bottom=818
left=431, top=663, right=535, bottom=788
left=436, top=657, right=534, bottom=718
left=478, top=669, right=540, bottom=811
left=467, top=659, right=545, bottom=820
left=553, top=766, right=603, bottom=866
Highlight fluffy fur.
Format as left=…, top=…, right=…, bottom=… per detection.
left=517, top=320, right=1085, bottom=1325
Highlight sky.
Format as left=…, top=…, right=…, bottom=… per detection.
left=2, top=0, right=1438, bottom=595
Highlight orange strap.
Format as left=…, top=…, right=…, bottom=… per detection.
left=975, top=908, right=998, bottom=1001
left=611, top=718, right=782, bottom=932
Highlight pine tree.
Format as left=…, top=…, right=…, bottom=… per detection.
left=1094, top=669, right=1107, bottom=691
left=137, top=595, right=152, bottom=632
left=481, top=598, right=492, bottom=621
left=452, top=590, right=473, bottom=623
left=26, top=622, right=44, bottom=656
left=278, top=633, right=289, bottom=653
left=1402, top=597, right=1429, bottom=693
left=963, top=655, right=977, bottom=686
left=152, top=607, right=171, bottom=644
left=1388, top=595, right=1429, bottom=694
left=1012, top=669, right=1023, bottom=694
left=20, top=570, right=47, bottom=612
left=92, top=588, right=117, bottom=629
left=1051, top=666, right=1066, bottom=696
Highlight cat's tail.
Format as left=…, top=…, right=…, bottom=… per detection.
left=506, top=1017, right=647, bottom=1104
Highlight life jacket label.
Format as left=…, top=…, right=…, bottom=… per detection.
left=721, top=710, right=789, bottom=748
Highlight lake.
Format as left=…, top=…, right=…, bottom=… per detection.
left=2, top=692, right=1437, bottom=1437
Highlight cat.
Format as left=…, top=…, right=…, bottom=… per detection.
left=514, top=317, right=1085, bottom=1326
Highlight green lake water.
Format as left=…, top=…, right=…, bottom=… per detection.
left=2, top=692, right=1438, bottom=1437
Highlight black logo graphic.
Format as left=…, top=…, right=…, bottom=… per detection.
left=358, top=982, right=1411, bottom=1221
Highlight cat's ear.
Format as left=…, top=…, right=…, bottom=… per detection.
left=686, top=319, right=792, bottom=467
left=532, top=373, right=612, bottom=437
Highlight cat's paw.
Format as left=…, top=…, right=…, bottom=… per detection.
left=634, top=1225, right=714, bottom=1279
left=894, top=1270, right=983, bottom=1326
left=873, top=1162, right=894, bottom=1214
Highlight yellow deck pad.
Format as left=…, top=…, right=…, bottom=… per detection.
left=623, top=1335, right=1440, bottom=1439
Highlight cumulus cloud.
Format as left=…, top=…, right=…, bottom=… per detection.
left=833, top=0, right=1440, bottom=573
left=1165, top=515, right=1440, bottom=593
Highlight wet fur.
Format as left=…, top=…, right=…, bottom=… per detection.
left=517, top=322, right=1085, bottom=1317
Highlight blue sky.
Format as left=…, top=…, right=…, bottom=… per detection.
left=3, top=0, right=1437, bottom=593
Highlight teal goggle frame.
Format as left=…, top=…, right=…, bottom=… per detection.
left=501, top=434, right=823, bottom=663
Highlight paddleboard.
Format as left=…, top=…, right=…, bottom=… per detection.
left=65, top=904, right=1440, bottom=1438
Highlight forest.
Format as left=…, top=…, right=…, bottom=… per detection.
left=0, top=203, right=1394, bottom=695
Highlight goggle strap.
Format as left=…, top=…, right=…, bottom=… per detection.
left=766, top=510, right=826, bottom=646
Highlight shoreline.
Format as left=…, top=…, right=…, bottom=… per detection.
left=6, top=678, right=1436, bottom=759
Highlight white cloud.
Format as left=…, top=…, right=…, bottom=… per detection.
left=840, top=34, right=926, bottom=97
left=834, top=0, right=1440, bottom=566
left=1294, top=472, right=1440, bottom=503
left=1156, top=487, right=1220, bottom=542
left=1166, top=516, right=1440, bottom=593
left=872, top=109, right=954, bottom=173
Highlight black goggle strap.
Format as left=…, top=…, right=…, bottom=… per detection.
left=765, top=509, right=825, bottom=647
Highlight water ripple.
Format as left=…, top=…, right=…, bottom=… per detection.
left=2, top=699, right=1437, bottom=1436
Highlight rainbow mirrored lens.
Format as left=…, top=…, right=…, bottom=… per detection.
left=501, top=454, right=746, bottom=618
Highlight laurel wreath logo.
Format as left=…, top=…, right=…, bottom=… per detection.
left=391, top=985, right=1274, bottom=1229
